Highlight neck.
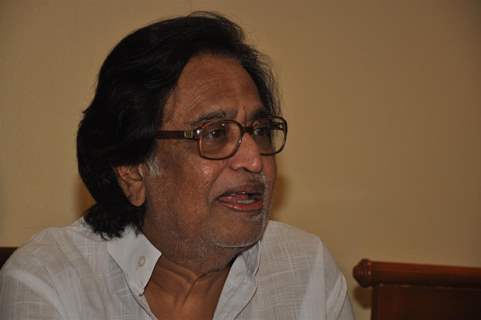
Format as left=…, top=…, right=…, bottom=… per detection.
left=145, top=255, right=232, bottom=319
left=144, top=223, right=245, bottom=276
left=148, top=241, right=241, bottom=300
left=150, top=255, right=231, bottom=296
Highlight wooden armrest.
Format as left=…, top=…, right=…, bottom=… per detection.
left=353, top=259, right=481, bottom=288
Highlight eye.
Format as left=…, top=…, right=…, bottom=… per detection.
left=253, top=125, right=271, bottom=137
left=202, top=123, right=228, bottom=141
left=272, top=122, right=285, bottom=131
left=252, top=119, right=273, bottom=136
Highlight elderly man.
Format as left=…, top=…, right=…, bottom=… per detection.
left=0, top=12, right=354, bottom=320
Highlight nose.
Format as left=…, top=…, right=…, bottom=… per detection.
left=229, top=132, right=263, bottom=173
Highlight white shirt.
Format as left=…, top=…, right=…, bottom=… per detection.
left=0, top=219, right=354, bottom=319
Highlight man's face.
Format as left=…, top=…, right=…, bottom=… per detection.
left=142, top=54, right=277, bottom=258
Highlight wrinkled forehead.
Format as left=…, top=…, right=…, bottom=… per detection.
left=161, top=54, right=266, bottom=127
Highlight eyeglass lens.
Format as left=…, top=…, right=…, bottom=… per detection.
left=198, top=118, right=286, bottom=159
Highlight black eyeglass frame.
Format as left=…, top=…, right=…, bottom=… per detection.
left=155, top=116, right=288, bottom=160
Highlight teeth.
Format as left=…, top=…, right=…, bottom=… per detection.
left=236, top=199, right=255, bottom=204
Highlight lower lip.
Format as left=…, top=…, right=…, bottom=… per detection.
left=216, top=198, right=264, bottom=212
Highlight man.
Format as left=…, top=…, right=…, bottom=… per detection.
left=0, top=12, right=354, bottom=319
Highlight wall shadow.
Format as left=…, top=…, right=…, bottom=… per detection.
left=353, top=285, right=372, bottom=309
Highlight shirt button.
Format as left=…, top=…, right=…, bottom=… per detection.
left=138, top=256, right=146, bottom=267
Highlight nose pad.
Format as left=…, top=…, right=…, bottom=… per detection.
left=229, top=131, right=263, bottom=173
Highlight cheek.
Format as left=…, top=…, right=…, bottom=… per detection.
left=263, top=157, right=277, bottom=190
left=147, top=151, right=225, bottom=213
left=178, top=164, right=215, bottom=205
left=197, top=162, right=223, bottom=192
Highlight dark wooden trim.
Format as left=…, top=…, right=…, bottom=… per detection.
left=0, top=247, right=17, bottom=268
left=353, top=259, right=481, bottom=288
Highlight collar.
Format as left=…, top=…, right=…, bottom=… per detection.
left=106, top=226, right=262, bottom=296
left=212, top=240, right=261, bottom=319
left=240, top=241, right=261, bottom=277
left=107, top=227, right=161, bottom=295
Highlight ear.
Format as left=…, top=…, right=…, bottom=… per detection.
left=113, top=164, right=146, bottom=207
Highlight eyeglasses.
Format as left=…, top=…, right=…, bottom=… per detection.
left=155, top=116, right=288, bottom=160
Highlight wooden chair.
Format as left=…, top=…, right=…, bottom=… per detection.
left=353, top=259, right=481, bottom=320
left=0, top=247, right=17, bottom=268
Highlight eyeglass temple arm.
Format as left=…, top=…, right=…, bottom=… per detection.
left=156, top=130, right=197, bottom=140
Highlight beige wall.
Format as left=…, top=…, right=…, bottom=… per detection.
left=1, top=1, right=480, bottom=319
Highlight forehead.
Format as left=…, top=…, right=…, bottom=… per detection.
left=162, top=54, right=264, bottom=127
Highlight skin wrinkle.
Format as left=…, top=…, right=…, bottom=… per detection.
left=211, top=171, right=268, bottom=249
left=129, top=54, right=277, bottom=319
left=142, top=54, right=275, bottom=270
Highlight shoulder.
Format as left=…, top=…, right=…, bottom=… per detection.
left=1, top=219, right=105, bottom=278
left=0, top=220, right=111, bottom=318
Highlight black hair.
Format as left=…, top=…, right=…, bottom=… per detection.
left=77, top=12, right=280, bottom=238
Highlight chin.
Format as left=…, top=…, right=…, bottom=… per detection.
left=211, top=212, right=268, bottom=249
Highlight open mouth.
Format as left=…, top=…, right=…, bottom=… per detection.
left=216, top=186, right=265, bottom=212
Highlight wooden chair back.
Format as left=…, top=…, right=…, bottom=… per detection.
left=0, top=247, right=17, bottom=268
left=353, top=259, right=481, bottom=320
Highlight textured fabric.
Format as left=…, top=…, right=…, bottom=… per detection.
left=0, top=219, right=354, bottom=320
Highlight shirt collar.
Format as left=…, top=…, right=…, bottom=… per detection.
left=240, top=241, right=261, bottom=277
left=107, top=227, right=161, bottom=295
left=212, top=241, right=261, bottom=319
left=106, top=226, right=262, bottom=296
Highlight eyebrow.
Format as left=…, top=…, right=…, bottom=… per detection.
left=250, top=108, right=271, bottom=121
left=188, top=106, right=271, bottom=127
left=188, top=110, right=227, bottom=127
